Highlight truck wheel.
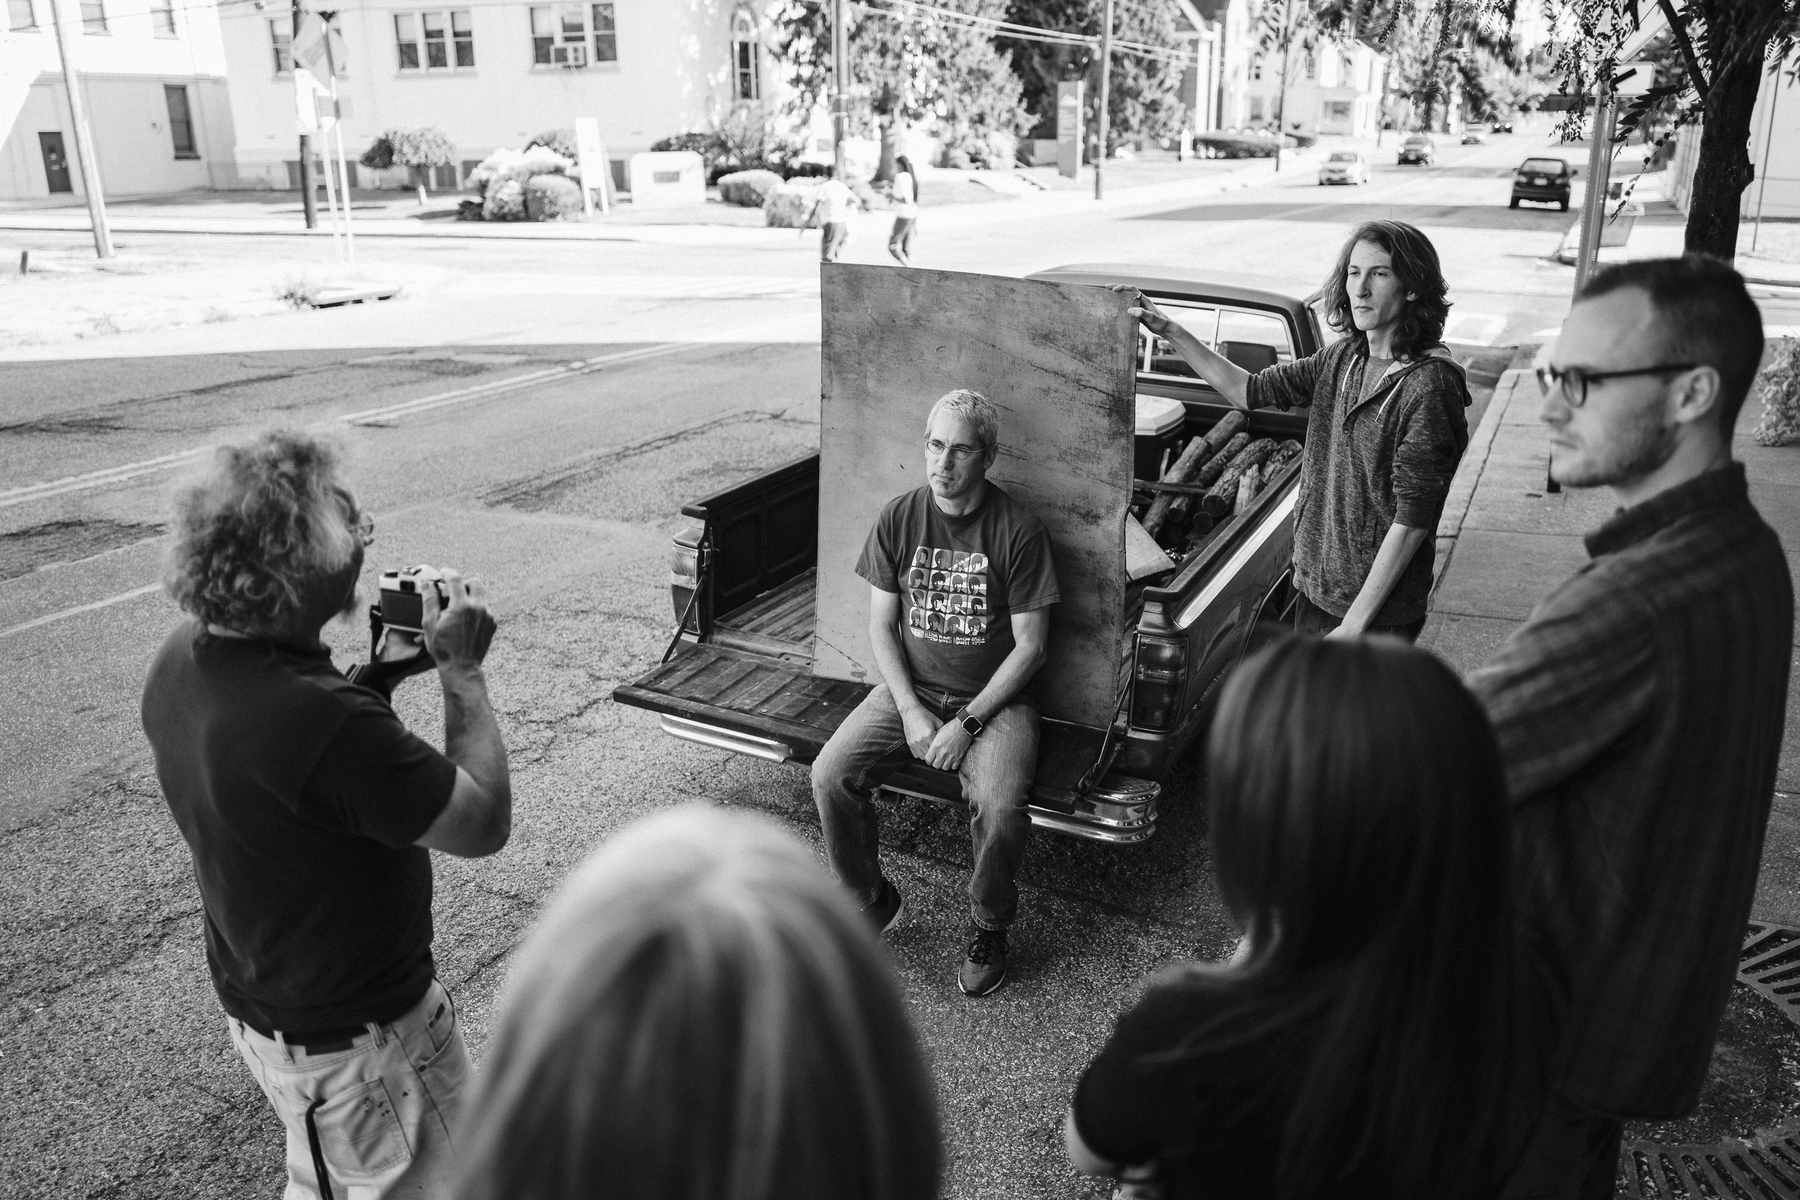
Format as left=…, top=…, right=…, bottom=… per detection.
left=1559, top=199, right=1570, bottom=211
left=1509, top=197, right=1519, bottom=209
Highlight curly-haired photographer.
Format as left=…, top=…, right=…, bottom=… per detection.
left=142, top=429, right=510, bottom=1200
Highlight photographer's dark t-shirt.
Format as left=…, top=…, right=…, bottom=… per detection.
left=855, top=483, right=1059, bottom=696
left=142, top=621, right=456, bottom=1033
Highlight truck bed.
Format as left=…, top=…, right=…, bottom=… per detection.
left=711, top=569, right=816, bottom=660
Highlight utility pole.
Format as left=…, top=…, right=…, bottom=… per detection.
left=1272, top=0, right=1293, bottom=172
left=46, top=0, right=112, bottom=258
left=1573, top=88, right=1613, bottom=294
left=831, top=0, right=848, bottom=177
left=1094, top=0, right=1113, bottom=199
left=294, top=0, right=317, bottom=229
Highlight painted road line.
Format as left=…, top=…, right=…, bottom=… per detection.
left=1444, top=314, right=1508, bottom=345
left=0, top=446, right=210, bottom=511
left=0, top=583, right=162, bottom=640
left=342, top=313, right=818, bottom=427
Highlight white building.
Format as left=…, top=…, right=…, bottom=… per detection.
left=1667, top=50, right=1799, bottom=226
left=0, top=0, right=235, bottom=199
left=1243, top=30, right=1384, bottom=140
left=217, top=0, right=781, bottom=191
left=1188, top=0, right=1251, bottom=131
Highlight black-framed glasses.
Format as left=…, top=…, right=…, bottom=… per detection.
left=351, top=514, right=376, bottom=546
left=925, top=438, right=989, bottom=463
left=1534, top=362, right=1699, bottom=406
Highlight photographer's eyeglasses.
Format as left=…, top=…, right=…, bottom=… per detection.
left=1534, top=362, right=1698, bottom=407
left=352, top=514, right=376, bottom=546
left=925, top=438, right=989, bottom=463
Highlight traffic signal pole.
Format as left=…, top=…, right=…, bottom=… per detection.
left=46, top=0, right=113, bottom=258
left=294, top=0, right=317, bottom=229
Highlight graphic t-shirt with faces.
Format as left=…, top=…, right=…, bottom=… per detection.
left=855, top=483, right=1060, bottom=697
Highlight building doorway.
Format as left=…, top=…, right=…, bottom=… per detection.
left=38, top=132, right=71, bottom=193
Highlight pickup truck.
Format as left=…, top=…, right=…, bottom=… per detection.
left=613, top=264, right=1326, bottom=844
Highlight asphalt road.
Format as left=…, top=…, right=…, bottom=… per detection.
left=3, top=131, right=1797, bottom=1198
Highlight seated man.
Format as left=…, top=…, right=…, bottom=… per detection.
left=813, top=388, right=1060, bottom=997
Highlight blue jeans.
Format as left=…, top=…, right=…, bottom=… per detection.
left=227, top=979, right=468, bottom=1200
left=812, top=683, right=1038, bottom=930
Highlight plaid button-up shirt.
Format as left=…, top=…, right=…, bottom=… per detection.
left=1469, top=462, right=1792, bottom=1118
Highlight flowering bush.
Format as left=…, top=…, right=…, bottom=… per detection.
left=763, top=179, right=823, bottom=228
left=718, top=169, right=783, bottom=207
left=1753, top=337, right=1800, bottom=447
left=482, top=178, right=527, bottom=221
left=524, top=174, right=584, bottom=221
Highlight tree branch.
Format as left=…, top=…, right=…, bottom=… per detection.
left=1658, top=0, right=1710, bottom=97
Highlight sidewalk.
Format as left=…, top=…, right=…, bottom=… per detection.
left=0, top=151, right=1317, bottom=245
left=1420, top=362, right=1800, bottom=924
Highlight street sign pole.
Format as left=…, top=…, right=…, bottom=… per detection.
left=321, top=18, right=355, bottom=271
left=831, top=0, right=847, bottom=178
left=46, top=0, right=113, bottom=259
left=1573, top=89, right=1611, bottom=294
left=1095, top=0, right=1112, bottom=199
left=293, top=0, right=316, bottom=229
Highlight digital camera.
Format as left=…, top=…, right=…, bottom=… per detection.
left=376, top=565, right=448, bottom=634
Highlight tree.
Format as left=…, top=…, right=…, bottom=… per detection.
left=772, top=0, right=1030, bottom=178
left=359, top=127, right=456, bottom=204
left=1257, top=0, right=1322, bottom=155
left=1006, top=0, right=1187, bottom=155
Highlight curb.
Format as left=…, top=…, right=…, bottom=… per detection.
left=1430, top=354, right=1539, bottom=598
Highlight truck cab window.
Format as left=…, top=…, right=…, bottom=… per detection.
left=1216, top=308, right=1294, bottom=372
left=1139, top=303, right=1218, bottom=379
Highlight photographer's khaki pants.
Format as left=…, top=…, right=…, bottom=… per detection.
left=228, top=979, right=468, bottom=1200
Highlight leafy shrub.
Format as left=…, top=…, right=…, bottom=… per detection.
left=1753, top=337, right=1800, bottom=447
left=466, top=146, right=574, bottom=198
left=653, top=130, right=723, bottom=159
left=718, top=169, right=783, bottom=207
left=763, top=180, right=823, bottom=228
left=526, top=129, right=580, bottom=160
left=456, top=198, right=483, bottom=221
left=524, top=174, right=584, bottom=221
left=360, top=127, right=455, bottom=171
left=483, top=178, right=527, bottom=221
left=1193, top=132, right=1298, bottom=159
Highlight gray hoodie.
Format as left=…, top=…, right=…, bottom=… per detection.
left=1246, top=338, right=1470, bottom=626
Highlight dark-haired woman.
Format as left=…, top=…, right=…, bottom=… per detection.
left=888, top=154, right=918, bottom=267
left=1121, top=220, right=1469, bottom=640
left=1066, top=637, right=1556, bottom=1200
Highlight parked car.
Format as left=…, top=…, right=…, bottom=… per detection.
left=1398, top=134, right=1436, bottom=165
left=1492, top=120, right=1515, bottom=134
left=613, top=265, right=1321, bottom=845
left=1461, top=131, right=1486, bottom=145
left=1317, top=150, right=1371, bottom=185
left=1511, top=156, right=1573, bottom=211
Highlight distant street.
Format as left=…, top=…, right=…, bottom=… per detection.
left=4, top=130, right=1798, bottom=1198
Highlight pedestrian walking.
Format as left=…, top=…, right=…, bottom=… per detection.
left=141, top=429, right=512, bottom=1200
left=454, top=805, right=941, bottom=1200
left=1067, top=637, right=1555, bottom=1199
left=1470, top=255, right=1793, bottom=1200
left=806, top=164, right=859, bottom=264
left=1122, top=220, right=1470, bottom=640
left=888, top=154, right=919, bottom=267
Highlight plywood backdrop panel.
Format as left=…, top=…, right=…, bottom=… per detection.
left=814, top=264, right=1136, bottom=729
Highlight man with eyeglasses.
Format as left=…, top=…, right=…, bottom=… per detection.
left=142, top=429, right=510, bottom=1199
left=1468, top=256, right=1792, bottom=1200
left=812, top=388, right=1059, bottom=996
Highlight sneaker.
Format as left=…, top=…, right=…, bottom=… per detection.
left=864, top=877, right=905, bottom=936
left=958, top=926, right=1009, bottom=997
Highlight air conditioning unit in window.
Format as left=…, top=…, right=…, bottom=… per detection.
left=551, top=42, right=587, bottom=67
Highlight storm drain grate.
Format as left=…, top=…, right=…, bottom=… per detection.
left=1618, top=922, right=1800, bottom=1199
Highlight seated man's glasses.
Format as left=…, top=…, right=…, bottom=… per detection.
left=1535, top=362, right=1698, bottom=407
left=926, top=439, right=989, bottom=462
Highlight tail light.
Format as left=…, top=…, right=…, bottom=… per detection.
left=1132, top=635, right=1188, bottom=732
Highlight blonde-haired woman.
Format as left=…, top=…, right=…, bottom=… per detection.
left=454, top=806, right=942, bottom=1200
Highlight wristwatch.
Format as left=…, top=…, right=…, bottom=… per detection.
left=955, top=708, right=985, bottom=738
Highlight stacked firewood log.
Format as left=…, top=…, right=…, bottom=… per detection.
left=1131, top=418, right=1302, bottom=563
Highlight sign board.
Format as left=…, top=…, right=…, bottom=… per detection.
left=625, top=150, right=704, bottom=207
left=1613, top=60, right=1656, bottom=96
left=292, top=14, right=347, bottom=76
left=813, top=264, right=1137, bottom=729
left=574, top=116, right=609, bottom=215
left=1056, top=80, right=1085, bottom=179
left=293, top=67, right=335, bottom=134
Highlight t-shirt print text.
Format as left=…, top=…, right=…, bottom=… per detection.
left=904, top=546, right=991, bottom=644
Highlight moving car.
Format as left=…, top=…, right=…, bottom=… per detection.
left=1317, top=150, right=1371, bottom=185
left=613, top=265, right=1321, bottom=845
left=1398, top=134, right=1436, bottom=165
left=1492, top=120, right=1515, bottom=134
left=1461, top=131, right=1486, bottom=145
left=1511, top=156, right=1573, bottom=211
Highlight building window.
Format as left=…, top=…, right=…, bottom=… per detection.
left=1249, top=96, right=1264, bottom=121
left=152, top=0, right=175, bottom=35
left=9, top=0, right=35, bottom=29
left=80, top=0, right=104, bottom=32
left=396, top=11, right=473, bottom=70
left=1251, top=59, right=1262, bottom=81
left=165, top=84, right=198, bottom=158
left=270, top=19, right=293, bottom=73
left=591, top=3, right=615, bottom=62
left=1303, top=51, right=1315, bottom=80
left=531, top=3, right=612, bottom=66
left=731, top=10, right=759, bottom=100
left=1323, top=100, right=1352, bottom=122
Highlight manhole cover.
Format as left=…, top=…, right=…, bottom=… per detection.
left=1619, top=921, right=1800, bottom=1198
